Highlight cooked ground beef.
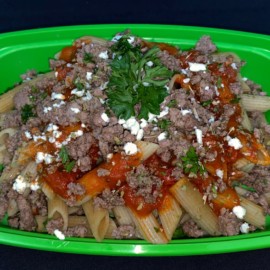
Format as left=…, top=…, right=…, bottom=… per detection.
left=112, top=225, right=136, bottom=239
left=218, top=208, right=241, bottom=236
left=182, top=220, right=207, bottom=238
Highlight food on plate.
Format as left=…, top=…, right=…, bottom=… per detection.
left=1, top=30, right=270, bottom=244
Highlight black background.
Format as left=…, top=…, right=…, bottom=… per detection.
left=1, top=0, right=270, bottom=269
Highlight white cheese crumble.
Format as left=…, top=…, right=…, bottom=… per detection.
left=30, top=178, right=40, bottom=191
left=71, top=88, right=85, bottom=97
left=33, top=135, right=47, bottom=142
left=231, top=63, right=237, bottom=70
left=107, top=153, right=113, bottom=160
left=157, top=106, right=169, bottom=118
left=146, top=61, right=154, bottom=67
left=195, top=128, right=203, bottom=145
left=70, top=107, right=80, bottom=114
left=136, top=129, right=144, bottom=141
left=216, top=169, right=224, bottom=179
left=99, top=51, right=109, bottom=59
left=158, top=132, right=167, bottom=141
left=127, top=36, right=135, bottom=44
left=82, top=91, right=92, bottom=101
left=183, top=78, right=190, bottom=83
left=24, top=131, right=32, bottom=139
left=226, top=136, right=243, bottom=150
left=101, top=112, right=110, bottom=123
left=123, top=142, right=138, bottom=155
left=188, top=62, right=207, bottom=72
left=205, top=86, right=210, bottom=91
left=240, top=222, right=250, bottom=234
left=12, top=175, right=29, bottom=194
left=51, top=92, right=65, bottom=100
left=181, top=109, right=192, bottom=116
left=54, top=229, right=65, bottom=240
left=46, top=123, right=59, bottom=132
left=44, top=153, right=54, bottom=164
left=52, top=101, right=65, bottom=108
left=86, top=72, right=92, bottom=81
left=143, top=82, right=150, bottom=87
left=43, top=106, right=52, bottom=114
left=140, top=119, right=148, bottom=128
left=232, top=205, right=246, bottom=219
left=55, top=71, right=58, bottom=78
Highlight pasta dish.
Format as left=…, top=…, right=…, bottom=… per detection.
left=1, top=31, right=270, bottom=243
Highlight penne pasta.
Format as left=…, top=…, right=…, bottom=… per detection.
left=158, top=193, right=183, bottom=240
left=241, top=94, right=270, bottom=112
left=234, top=158, right=255, bottom=172
left=128, top=208, right=168, bottom=244
left=113, top=205, right=134, bottom=226
left=240, top=196, right=265, bottom=229
left=82, top=199, right=109, bottom=242
left=48, top=195, right=69, bottom=231
left=170, top=178, right=221, bottom=236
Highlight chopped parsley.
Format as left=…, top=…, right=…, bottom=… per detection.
left=21, top=104, right=36, bottom=124
left=59, top=146, right=75, bottom=172
left=230, top=97, right=241, bottom=104
left=106, top=35, right=173, bottom=120
left=172, top=227, right=185, bottom=239
left=74, top=81, right=84, bottom=90
left=83, top=52, right=94, bottom=63
left=201, top=100, right=212, bottom=107
left=167, top=100, right=177, bottom=108
left=181, top=146, right=205, bottom=175
left=157, top=119, right=171, bottom=131
left=216, top=77, right=222, bottom=88
left=232, top=181, right=256, bottom=192
left=0, top=164, right=4, bottom=173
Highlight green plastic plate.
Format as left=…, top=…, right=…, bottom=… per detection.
left=1, top=24, right=270, bottom=256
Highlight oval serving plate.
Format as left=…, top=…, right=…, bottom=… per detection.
left=0, top=24, right=270, bottom=256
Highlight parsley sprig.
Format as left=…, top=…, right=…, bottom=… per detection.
left=59, top=146, right=75, bottom=172
left=106, top=36, right=173, bottom=120
left=181, top=147, right=205, bottom=175
left=21, top=104, right=36, bottom=124
left=0, top=164, right=4, bottom=173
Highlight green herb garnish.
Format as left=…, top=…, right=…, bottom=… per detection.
left=172, top=227, right=185, bottom=239
left=74, top=81, right=84, bottom=90
left=217, top=77, right=222, bottom=88
left=21, top=104, right=36, bottom=124
left=0, top=164, right=4, bottom=173
left=83, top=52, right=94, bottom=63
left=230, top=97, right=241, bottom=104
left=106, top=35, right=173, bottom=120
left=59, top=146, right=75, bottom=172
left=157, top=119, right=171, bottom=131
left=167, top=100, right=177, bottom=108
left=232, top=181, right=256, bottom=192
left=201, top=100, right=212, bottom=107
left=181, top=146, right=205, bottom=175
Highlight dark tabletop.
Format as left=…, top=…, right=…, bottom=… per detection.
left=1, top=0, right=270, bottom=269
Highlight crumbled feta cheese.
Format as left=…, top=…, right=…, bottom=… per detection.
left=111, top=34, right=122, bottom=42
left=86, top=72, right=92, bottom=81
left=33, top=135, right=47, bottom=142
left=30, top=178, right=40, bottom=191
left=51, top=92, right=65, bottom=100
left=242, top=77, right=248, bottom=81
left=231, top=63, right=237, bottom=70
left=55, top=141, right=63, bottom=148
left=54, top=229, right=65, bottom=240
left=71, top=88, right=85, bottom=97
left=107, top=153, right=113, bottom=160
left=101, top=112, right=110, bottom=123
left=100, top=81, right=109, bottom=90
left=55, top=71, right=58, bottom=78
left=124, top=142, right=138, bottom=155
left=52, top=101, right=65, bottom=108
left=195, top=128, right=203, bottom=144
left=13, top=175, right=29, bottom=194
left=53, top=130, right=62, bottom=138
left=46, top=123, right=59, bottom=132
left=158, top=132, right=167, bottom=141
left=24, top=131, right=32, bottom=139
left=148, top=113, right=158, bottom=122
left=140, top=119, right=148, bottom=128
left=35, top=152, right=45, bottom=164
left=181, top=109, right=192, bottom=116
left=158, top=107, right=169, bottom=118
left=127, top=36, right=135, bottom=44
left=146, top=61, right=154, bottom=67
left=66, top=63, right=72, bottom=67
left=49, top=137, right=56, bottom=143
left=99, top=51, right=108, bottom=59
left=227, top=136, right=243, bottom=150
left=205, top=86, right=210, bottom=91
left=70, top=107, right=80, bottom=114
left=216, top=169, right=224, bottom=179
left=143, top=82, right=150, bottom=87
left=214, top=86, right=220, bottom=96
left=44, top=153, right=54, bottom=164
left=75, top=130, right=83, bottom=137
left=240, top=222, right=250, bottom=233
left=208, top=116, right=215, bottom=123
left=136, top=129, right=144, bottom=141
left=118, top=119, right=126, bottom=125
left=82, top=91, right=92, bottom=101
left=183, top=78, right=190, bottom=83
left=232, top=205, right=246, bottom=219
left=188, top=62, right=207, bottom=72
left=43, top=106, right=52, bottom=114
